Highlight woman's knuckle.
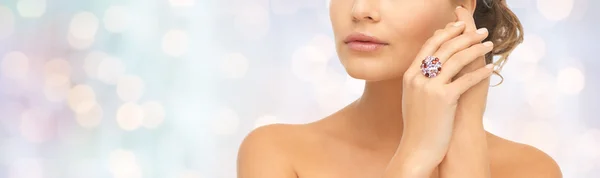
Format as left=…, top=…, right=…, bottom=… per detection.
left=423, top=38, right=436, bottom=47
left=433, top=88, right=451, bottom=99
left=438, top=43, right=453, bottom=53
left=443, top=93, right=459, bottom=104
left=422, top=84, right=436, bottom=93
left=405, top=75, right=417, bottom=85
left=443, top=62, right=457, bottom=71
left=412, top=78, right=426, bottom=87
left=403, top=74, right=414, bottom=84
left=455, top=48, right=477, bottom=60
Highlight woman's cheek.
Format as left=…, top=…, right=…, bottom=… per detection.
left=388, top=9, right=455, bottom=48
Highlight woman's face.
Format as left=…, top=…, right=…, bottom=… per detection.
left=330, top=0, right=458, bottom=81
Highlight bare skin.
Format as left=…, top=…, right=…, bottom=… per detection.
left=238, top=121, right=560, bottom=178
left=238, top=0, right=561, bottom=177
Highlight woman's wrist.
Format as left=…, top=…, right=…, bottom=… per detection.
left=383, top=143, right=438, bottom=178
left=383, top=156, right=434, bottom=178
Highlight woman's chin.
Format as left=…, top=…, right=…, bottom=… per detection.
left=344, top=63, right=405, bottom=82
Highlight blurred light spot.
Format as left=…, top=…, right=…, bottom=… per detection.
left=97, top=57, right=126, bottom=85
left=537, top=0, right=573, bottom=21
left=169, top=0, right=195, bottom=7
left=1, top=51, right=29, bottom=80
left=16, top=0, right=46, bottom=18
left=572, top=129, right=600, bottom=173
left=506, top=0, right=528, bottom=8
left=43, top=58, right=71, bottom=78
left=20, top=108, right=52, bottom=143
left=524, top=68, right=559, bottom=118
left=308, top=34, right=336, bottom=58
left=67, top=33, right=94, bottom=49
left=141, top=101, right=165, bottom=129
left=291, top=45, right=330, bottom=82
left=43, top=58, right=72, bottom=102
left=570, top=0, right=589, bottom=20
left=0, top=6, right=15, bottom=39
left=9, top=158, right=44, bottom=178
left=162, top=29, right=189, bottom=57
left=116, top=102, right=143, bottom=131
left=220, top=53, right=249, bottom=79
left=179, top=170, right=202, bottom=178
left=75, top=103, right=103, bottom=129
left=519, top=121, right=559, bottom=155
left=43, top=74, right=71, bottom=102
left=557, top=67, right=585, bottom=95
left=343, top=74, right=365, bottom=96
left=234, top=4, right=270, bottom=41
left=69, top=11, right=99, bottom=40
left=108, top=149, right=142, bottom=178
left=504, top=61, right=538, bottom=83
left=314, top=70, right=347, bottom=112
left=254, top=115, right=279, bottom=129
left=313, top=69, right=345, bottom=94
left=83, top=51, right=108, bottom=78
left=212, top=108, right=240, bottom=135
left=44, top=75, right=68, bottom=89
left=117, top=75, right=145, bottom=102
left=512, top=34, right=546, bottom=64
left=67, top=84, right=97, bottom=114
left=103, top=6, right=129, bottom=33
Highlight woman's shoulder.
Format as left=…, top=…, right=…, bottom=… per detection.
left=239, top=123, right=307, bottom=153
left=487, top=133, right=562, bottom=178
left=237, top=123, right=310, bottom=177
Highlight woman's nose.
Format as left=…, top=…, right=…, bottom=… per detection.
left=351, top=0, right=381, bottom=23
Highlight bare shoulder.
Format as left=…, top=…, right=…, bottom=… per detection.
left=237, top=123, right=306, bottom=178
left=487, top=133, right=562, bottom=178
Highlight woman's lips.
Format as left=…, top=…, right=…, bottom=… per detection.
left=344, top=33, right=388, bottom=52
left=346, top=41, right=387, bottom=52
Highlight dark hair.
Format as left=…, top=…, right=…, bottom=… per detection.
left=473, top=0, right=524, bottom=85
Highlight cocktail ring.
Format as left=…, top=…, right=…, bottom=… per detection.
left=420, top=56, right=442, bottom=78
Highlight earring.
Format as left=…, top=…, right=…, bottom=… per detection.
left=490, top=70, right=504, bottom=87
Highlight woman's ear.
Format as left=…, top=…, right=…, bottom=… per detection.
left=459, top=0, right=478, bottom=14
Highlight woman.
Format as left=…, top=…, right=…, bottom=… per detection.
left=238, top=0, right=562, bottom=177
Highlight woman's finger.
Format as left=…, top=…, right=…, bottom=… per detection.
left=446, top=64, right=494, bottom=95
left=455, top=5, right=489, bottom=78
left=408, top=21, right=465, bottom=74
left=433, top=28, right=488, bottom=65
left=435, top=41, right=494, bottom=82
left=444, top=21, right=457, bottom=29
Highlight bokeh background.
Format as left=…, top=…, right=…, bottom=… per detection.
left=0, top=0, right=598, bottom=177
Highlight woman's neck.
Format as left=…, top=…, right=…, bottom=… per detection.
left=342, top=77, right=406, bottom=143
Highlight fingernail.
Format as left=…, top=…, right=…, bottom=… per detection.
left=476, top=28, right=488, bottom=34
left=453, top=21, right=465, bottom=27
left=456, top=6, right=463, bottom=9
left=485, top=64, right=494, bottom=69
left=483, top=41, right=493, bottom=47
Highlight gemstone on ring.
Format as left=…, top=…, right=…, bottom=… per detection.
left=420, top=56, right=442, bottom=78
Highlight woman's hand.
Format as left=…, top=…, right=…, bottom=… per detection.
left=438, top=6, right=494, bottom=178
left=392, top=6, right=495, bottom=177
